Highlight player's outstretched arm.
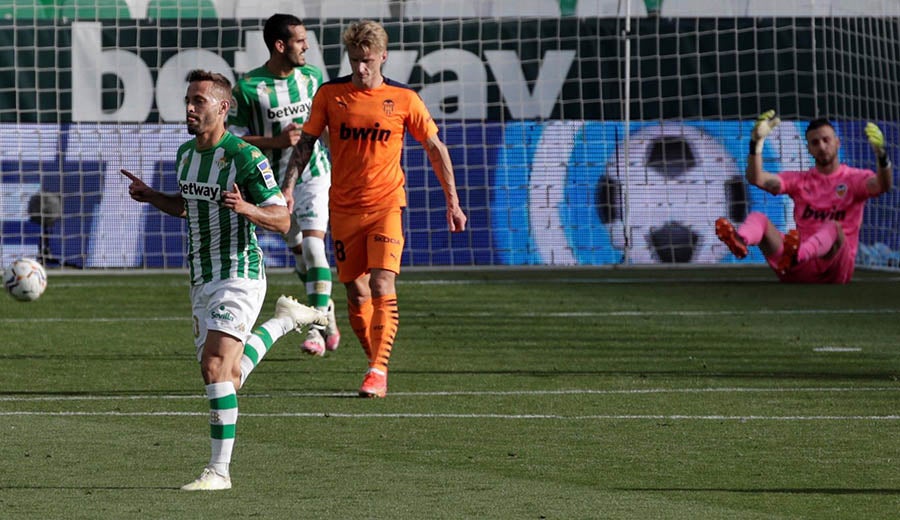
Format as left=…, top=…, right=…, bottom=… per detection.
left=121, top=169, right=186, bottom=218
left=864, top=122, right=894, bottom=195
left=745, top=110, right=783, bottom=195
left=423, top=134, right=467, bottom=232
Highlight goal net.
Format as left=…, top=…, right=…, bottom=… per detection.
left=0, top=0, right=898, bottom=271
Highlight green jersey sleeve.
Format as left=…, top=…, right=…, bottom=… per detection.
left=232, top=138, right=285, bottom=205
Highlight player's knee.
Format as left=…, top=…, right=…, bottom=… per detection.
left=301, top=236, right=328, bottom=268
left=369, top=269, right=396, bottom=297
left=824, top=223, right=845, bottom=259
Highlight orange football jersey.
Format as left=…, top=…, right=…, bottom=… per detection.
left=304, top=76, right=439, bottom=212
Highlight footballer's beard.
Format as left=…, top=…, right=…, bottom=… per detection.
left=186, top=115, right=201, bottom=135
left=287, top=52, right=306, bottom=68
left=814, top=151, right=837, bottom=168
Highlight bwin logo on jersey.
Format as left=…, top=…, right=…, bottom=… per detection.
left=257, top=159, right=277, bottom=189
left=181, top=181, right=222, bottom=202
left=339, top=122, right=391, bottom=142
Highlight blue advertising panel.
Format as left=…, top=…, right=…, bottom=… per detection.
left=1, top=121, right=897, bottom=268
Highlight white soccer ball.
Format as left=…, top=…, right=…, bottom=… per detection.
left=3, top=258, right=48, bottom=302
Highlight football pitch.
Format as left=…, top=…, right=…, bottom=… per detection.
left=1, top=267, right=899, bottom=519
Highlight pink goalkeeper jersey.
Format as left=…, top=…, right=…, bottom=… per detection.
left=778, top=164, right=876, bottom=260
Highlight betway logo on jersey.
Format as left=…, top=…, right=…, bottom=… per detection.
left=338, top=122, right=392, bottom=142
left=267, top=101, right=310, bottom=121
left=180, top=181, right=222, bottom=202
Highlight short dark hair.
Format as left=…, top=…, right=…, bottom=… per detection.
left=186, top=69, right=232, bottom=100
left=264, top=14, right=304, bottom=53
left=806, top=118, right=836, bottom=137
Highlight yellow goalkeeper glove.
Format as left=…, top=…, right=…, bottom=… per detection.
left=865, top=122, right=885, bottom=157
left=750, top=110, right=780, bottom=155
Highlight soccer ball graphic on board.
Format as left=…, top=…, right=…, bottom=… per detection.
left=597, top=123, right=748, bottom=263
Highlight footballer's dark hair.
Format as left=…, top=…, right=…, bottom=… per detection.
left=806, top=117, right=836, bottom=137
left=186, top=69, right=232, bottom=101
left=264, top=13, right=304, bottom=52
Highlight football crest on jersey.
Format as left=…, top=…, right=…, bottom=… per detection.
left=383, top=99, right=394, bottom=116
left=257, top=159, right=277, bottom=189
left=836, top=183, right=848, bottom=197
left=215, top=156, right=230, bottom=172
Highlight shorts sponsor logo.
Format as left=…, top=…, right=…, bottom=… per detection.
left=374, top=234, right=402, bottom=245
left=211, top=305, right=235, bottom=322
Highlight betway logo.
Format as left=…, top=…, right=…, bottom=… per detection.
left=69, top=23, right=575, bottom=122
left=339, top=122, right=391, bottom=142
left=801, top=204, right=846, bottom=222
left=181, top=181, right=222, bottom=202
left=268, top=101, right=309, bottom=121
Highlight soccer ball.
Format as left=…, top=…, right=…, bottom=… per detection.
left=3, top=258, right=48, bottom=302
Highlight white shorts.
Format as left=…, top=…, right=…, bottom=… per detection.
left=284, top=173, right=330, bottom=248
left=190, top=278, right=267, bottom=361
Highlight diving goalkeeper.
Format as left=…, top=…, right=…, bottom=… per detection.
left=716, top=111, right=893, bottom=283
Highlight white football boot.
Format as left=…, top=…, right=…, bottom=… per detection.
left=181, top=466, right=232, bottom=491
left=275, top=295, right=328, bottom=332
left=324, top=299, right=341, bottom=352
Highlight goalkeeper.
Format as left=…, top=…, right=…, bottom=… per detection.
left=716, top=111, right=893, bottom=283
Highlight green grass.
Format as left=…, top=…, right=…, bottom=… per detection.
left=1, top=267, right=899, bottom=519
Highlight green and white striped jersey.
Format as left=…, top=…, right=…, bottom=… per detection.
left=228, top=64, right=331, bottom=185
left=175, top=131, right=286, bottom=286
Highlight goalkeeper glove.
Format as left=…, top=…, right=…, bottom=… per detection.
left=864, top=122, right=891, bottom=168
left=750, top=110, right=780, bottom=155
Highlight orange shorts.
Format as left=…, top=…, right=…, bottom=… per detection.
left=330, top=206, right=405, bottom=283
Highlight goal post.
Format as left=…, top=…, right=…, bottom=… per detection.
left=0, top=1, right=897, bottom=271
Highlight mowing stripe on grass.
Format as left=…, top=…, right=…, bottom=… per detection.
left=1, top=308, right=898, bottom=324
left=2, top=410, right=900, bottom=420
left=1, top=386, right=898, bottom=402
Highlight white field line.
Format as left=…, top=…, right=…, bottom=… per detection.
left=2, top=308, right=898, bottom=324
left=2, top=387, right=900, bottom=420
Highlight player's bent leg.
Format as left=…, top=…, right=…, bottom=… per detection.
left=775, top=229, right=800, bottom=276
left=324, top=298, right=340, bottom=351
left=300, top=234, right=339, bottom=355
left=795, top=221, right=841, bottom=263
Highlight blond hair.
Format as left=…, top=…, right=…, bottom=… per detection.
left=342, top=19, right=388, bottom=54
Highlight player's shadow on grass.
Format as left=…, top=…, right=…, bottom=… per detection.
left=613, top=487, right=900, bottom=495
left=0, top=485, right=178, bottom=490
